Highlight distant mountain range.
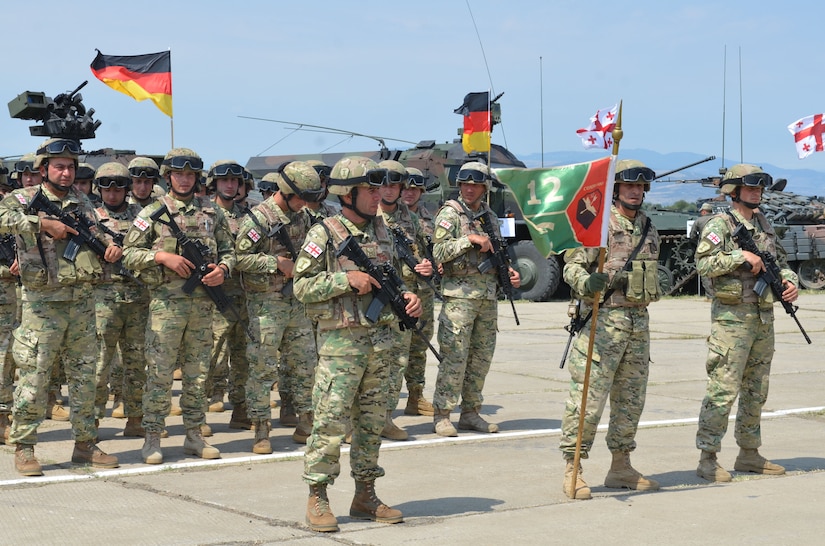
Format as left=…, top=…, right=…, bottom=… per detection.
left=517, top=150, right=825, bottom=206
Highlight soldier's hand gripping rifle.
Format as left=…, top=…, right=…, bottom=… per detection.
left=389, top=226, right=443, bottom=300
left=26, top=188, right=144, bottom=286
left=422, top=234, right=443, bottom=286
left=560, top=300, right=586, bottom=369
left=335, top=235, right=443, bottom=363
left=731, top=223, right=811, bottom=344
left=268, top=223, right=297, bottom=297
left=150, top=205, right=256, bottom=341
left=476, top=211, right=520, bottom=325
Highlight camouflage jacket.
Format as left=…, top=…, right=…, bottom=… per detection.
left=212, top=200, right=247, bottom=297
left=380, top=201, right=428, bottom=287
left=94, top=203, right=149, bottom=303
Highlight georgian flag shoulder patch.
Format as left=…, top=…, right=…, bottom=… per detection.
left=438, top=219, right=452, bottom=230
left=706, top=232, right=721, bottom=245
left=304, top=241, right=323, bottom=259
left=247, top=228, right=261, bottom=243
left=133, top=217, right=150, bottom=232
left=15, top=194, right=27, bottom=205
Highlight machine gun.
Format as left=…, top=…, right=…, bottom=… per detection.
left=389, top=226, right=443, bottom=300
left=150, top=205, right=255, bottom=341
left=0, top=234, right=16, bottom=267
left=26, top=188, right=143, bottom=286
left=476, top=211, right=520, bottom=325
left=731, top=223, right=811, bottom=344
left=336, top=235, right=443, bottom=362
left=8, top=81, right=101, bottom=141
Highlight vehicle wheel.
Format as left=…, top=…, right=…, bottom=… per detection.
left=657, top=264, right=674, bottom=295
left=798, top=259, right=825, bottom=289
left=511, top=241, right=560, bottom=301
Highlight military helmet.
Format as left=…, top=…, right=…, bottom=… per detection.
left=258, top=176, right=278, bottom=194
left=128, top=157, right=160, bottom=180
left=456, top=161, right=494, bottom=190
left=33, top=138, right=81, bottom=169
left=328, top=156, right=387, bottom=196
left=614, top=159, right=654, bottom=191
left=94, top=162, right=131, bottom=189
left=404, top=166, right=427, bottom=190
left=700, top=202, right=714, bottom=212
left=377, top=159, right=408, bottom=185
left=15, top=153, right=37, bottom=173
left=0, top=166, right=8, bottom=188
left=241, top=168, right=255, bottom=190
left=206, top=159, right=245, bottom=188
left=160, top=148, right=203, bottom=176
left=305, top=159, right=331, bottom=181
left=274, top=161, right=323, bottom=200
left=719, top=163, right=772, bottom=195
left=76, top=162, right=96, bottom=181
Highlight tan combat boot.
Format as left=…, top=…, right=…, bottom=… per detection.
left=381, top=410, right=409, bottom=441
left=563, top=460, right=592, bottom=500
left=200, top=422, right=213, bottom=437
left=169, top=404, right=182, bottom=416
left=404, top=384, right=435, bottom=416
left=306, top=484, right=338, bottom=533
left=111, top=396, right=125, bottom=419
left=697, top=450, right=732, bottom=482
left=72, top=440, right=119, bottom=469
left=173, top=368, right=182, bottom=381
left=142, top=431, right=163, bottom=464
left=183, top=427, right=221, bottom=459
left=46, top=392, right=70, bottom=421
left=207, top=392, right=225, bottom=413
left=734, top=448, right=785, bottom=475
left=252, top=419, right=272, bottom=454
left=15, top=444, right=43, bottom=476
left=292, top=412, right=313, bottom=444
left=350, top=480, right=403, bottom=524
left=229, top=401, right=252, bottom=430
left=433, top=409, right=457, bottom=437
left=604, top=451, right=660, bottom=490
left=123, top=416, right=145, bottom=438
left=458, top=407, right=499, bottom=433
left=0, top=413, right=9, bottom=445
left=279, top=395, right=297, bottom=427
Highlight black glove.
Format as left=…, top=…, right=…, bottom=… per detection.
left=584, top=272, right=609, bottom=293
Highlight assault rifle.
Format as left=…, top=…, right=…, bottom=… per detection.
left=560, top=300, right=585, bottom=369
left=97, top=220, right=124, bottom=246
left=476, top=211, right=520, bottom=325
left=422, top=234, right=442, bottom=286
left=731, top=223, right=811, bottom=344
left=270, top=223, right=297, bottom=297
left=0, top=234, right=16, bottom=267
left=335, top=235, right=443, bottom=362
left=389, top=226, right=443, bottom=300
left=26, top=188, right=143, bottom=286
left=150, top=204, right=255, bottom=341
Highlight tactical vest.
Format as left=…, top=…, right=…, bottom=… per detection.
left=711, top=211, right=777, bottom=305
left=95, top=205, right=134, bottom=283
left=219, top=203, right=246, bottom=297
left=306, top=216, right=395, bottom=331
left=602, top=210, right=660, bottom=308
left=382, top=203, right=420, bottom=285
left=439, top=200, right=493, bottom=278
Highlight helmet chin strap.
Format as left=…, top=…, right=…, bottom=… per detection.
left=617, top=196, right=644, bottom=211
left=45, top=178, right=72, bottom=193
left=104, top=200, right=127, bottom=212
left=217, top=189, right=238, bottom=202
left=172, top=186, right=197, bottom=199
left=380, top=197, right=397, bottom=207
left=341, top=188, right=375, bottom=221
left=732, top=189, right=760, bottom=210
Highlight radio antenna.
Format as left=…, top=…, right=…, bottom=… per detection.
left=738, top=46, right=744, bottom=163
left=720, top=45, right=727, bottom=174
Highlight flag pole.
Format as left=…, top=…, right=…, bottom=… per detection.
left=568, top=100, right=623, bottom=497
left=169, top=48, right=174, bottom=149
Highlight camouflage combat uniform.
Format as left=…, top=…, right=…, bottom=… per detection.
left=0, top=245, right=18, bottom=425
left=121, top=194, right=235, bottom=434
left=694, top=209, right=797, bottom=452
left=406, top=202, right=436, bottom=394
left=295, top=214, right=400, bottom=485
left=559, top=205, right=661, bottom=459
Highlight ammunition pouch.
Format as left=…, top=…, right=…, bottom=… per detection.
left=624, top=259, right=660, bottom=303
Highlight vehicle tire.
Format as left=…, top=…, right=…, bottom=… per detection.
left=512, top=241, right=560, bottom=301
left=657, top=264, right=674, bottom=295
left=797, top=259, right=825, bottom=289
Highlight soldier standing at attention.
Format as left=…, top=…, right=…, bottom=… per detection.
left=303, top=160, right=338, bottom=220
left=234, top=161, right=321, bottom=451
left=294, top=156, right=421, bottom=533
left=694, top=164, right=797, bottom=482
left=0, top=168, right=19, bottom=443
left=122, top=148, right=235, bottom=465
left=127, top=157, right=165, bottom=209
left=560, top=159, right=661, bottom=499
left=431, top=161, right=520, bottom=438
left=0, top=138, right=121, bottom=475
left=399, top=166, right=437, bottom=417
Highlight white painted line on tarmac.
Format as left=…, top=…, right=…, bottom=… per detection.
left=3, top=405, right=822, bottom=488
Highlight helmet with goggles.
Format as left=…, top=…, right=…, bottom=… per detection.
left=160, top=148, right=203, bottom=176
left=128, top=157, right=160, bottom=180
left=404, top=166, right=427, bottom=190
left=456, top=161, right=494, bottom=190
left=33, top=138, right=81, bottom=169
left=274, top=161, right=322, bottom=200
left=206, top=160, right=245, bottom=189
left=15, top=153, right=37, bottom=174
left=377, top=160, right=408, bottom=185
left=328, top=156, right=387, bottom=196
left=94, top=162, right=131, bottom=190
left=720, top=164, right=771, bottom=195
left=76, top=162, right=96, bottom=181
left=614, top=159, right=655, bottom=191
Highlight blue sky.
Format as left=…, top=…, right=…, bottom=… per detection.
left=3, top=1, right=825, bottom=174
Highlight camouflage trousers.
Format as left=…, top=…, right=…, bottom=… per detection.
left=0, top=298, right=17, bottom=412
left=405, top=286, right=435, bottom=389
left=386, top=327, right=411, bottom=411
left=246, top=295, right=316, bottom=419
left=93, top=294, right=148, bottom=419
left=143, top=296, right=214, bottom=433
left=696, top=302, right=774, bottom=452
left=206, top=293, right=249, bottom=406
left=433, top=297, right=497, bottom=412
left=303, top=324, right=393, bottom=485
left=560, top=306, right=650, bottom=459
left=10, top=293, right=98, bottom=445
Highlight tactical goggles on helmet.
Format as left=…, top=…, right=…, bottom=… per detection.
left=386, top=170, right=408, bottom=184
left=162, top=156, right=204, bottom=172
left=616, top=167, right=656, bottom=183
left=730, top=172, right=772, bottom=188
left=456, top=168, right=490, bottom=183
left=407, top=174, right=426, bottom=188
left=312, top=165, right=331, bottom=181
left=129, top=166, right=159, bottom=178
left=208, top=162, right=245, bottom=178
left=328, top=168, right=389, bottom=189
left=96, top=177, right=130, bottom=189
left=277, top=163, right=325, bottom=201
left=37, top=139, right=82, bottom=156
left=15, top=160, right=36, bottom=173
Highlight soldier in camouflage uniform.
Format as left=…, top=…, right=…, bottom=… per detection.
left=90, top=163, right=149, bottom=438
left=74, top=163, right=100, bottom=205
left=122, top=148, right=235, bottom=465
left=0, top=168, right=18, bottom=443
left=377, top=160, right=434, bottom=440
left=203, top=160, right=251, bottom=432
left=295, top=156, right=421, bottom=533
left=0, top=138, right=121, bottom=475
left=235, top=161, right=321, bottom=452
left=15, top=153, right=43, bottom=188
left=258, top=177, right=277, bottom=202
left=559, top=159, right=662, bottom=499
left=400, top=166, right=437, bottom=416
left=303, top=160, right=338, bottom=221
left=694, top=164, right=798, bottom=482
left=431, top=161, right=520, bottom=438
left=127, top=156, right=166, bottom=209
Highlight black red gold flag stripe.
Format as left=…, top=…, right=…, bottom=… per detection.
left=90, top=50, right=173, bottom=117
left=454, top=91, right=491, bottom=154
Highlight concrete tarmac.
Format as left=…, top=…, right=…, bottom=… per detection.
left=2, top=294, right=825, bottom=544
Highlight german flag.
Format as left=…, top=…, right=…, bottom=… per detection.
left=454, top=91, right=490, bottom=154
left=90, top=50, right=173, bottom=117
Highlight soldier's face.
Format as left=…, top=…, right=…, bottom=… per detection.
left=74, top=179, right=92, bottom=195
left=459, top=182, right=486, bottom=206
left=131, top=177, right=154, bottom=199
left=21, top=170, right=42, bottom=187
left=354, top=186, right=381, bottom=216
left=401, top=187, right=423, bottom=207
left=101, top=186, right=127, bottom=207
left=738, top=186, right=762, bottom=203
left=45, top=159, right=75, bottom=188
left=216, top=177, right=240, bottom=199
left=168, top=170, right=197, bottom=195
left=616, top=183, right=644, bottom=206
left=379, top=183, right=402, bottom=203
